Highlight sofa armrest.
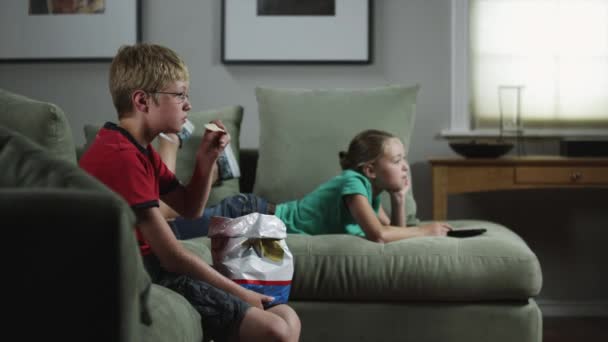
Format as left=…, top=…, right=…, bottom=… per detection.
left=75, top=144, right=88, bottom=162
left=2, top=188, right=147, bottom=342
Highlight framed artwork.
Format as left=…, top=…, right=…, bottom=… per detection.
left=222, top=0, right=373, bottom=64
left=0, top=0, right=141, bottom=62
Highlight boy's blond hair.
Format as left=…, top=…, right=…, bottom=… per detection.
left=109, top=43, right=190, bottom=117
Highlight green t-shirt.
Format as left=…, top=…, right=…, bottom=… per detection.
left=275, top=169, right=382, bottom=237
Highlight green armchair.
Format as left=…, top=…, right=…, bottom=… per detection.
left=0, top=89, right=204, bottom=342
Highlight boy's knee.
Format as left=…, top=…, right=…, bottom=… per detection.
left=240, top=307, right=298, bottom=342
left=264, top=319, right=291, bottom=342
left=278, top=305, right=300, bottom=329
left=251, top=315, right=290, bottom=342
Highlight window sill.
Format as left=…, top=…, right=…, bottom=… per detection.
left=439, top=129, right=608, bottom=141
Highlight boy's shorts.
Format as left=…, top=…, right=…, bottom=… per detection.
left=161, top=275, right=251, bottom=342
left=144, top=255, right=251, bottom=342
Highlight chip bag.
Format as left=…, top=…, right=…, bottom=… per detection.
left=209, top=213, right=293, bottom=308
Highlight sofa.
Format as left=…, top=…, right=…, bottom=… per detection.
left=1, top=87, right=543, bottom=342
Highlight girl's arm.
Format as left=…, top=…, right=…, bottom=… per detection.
left=377, top=207, right=391, bottom=225
left=345, top=194, right=450, bottom=243
left=389, top=190, right=406, bottom=227
left=374, top=187, right=407, bottom=227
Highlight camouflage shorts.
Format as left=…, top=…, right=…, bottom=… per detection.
left=160, top=274, right=251, bottom=342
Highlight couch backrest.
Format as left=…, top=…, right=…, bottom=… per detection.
left=0, top=88, right=77, bottom=165
left=255, top=85, right=421, bottom=225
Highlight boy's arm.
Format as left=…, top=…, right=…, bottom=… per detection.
left=161, top=120, right=229, bottom=219
left=159, top=201, right=179, bottom=220
left=345, top=194, right=450, bottom=243
left=137, top=206, right=272, bottom=308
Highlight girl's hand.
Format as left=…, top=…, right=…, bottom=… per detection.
left=419, top=222, right=452, bottom=236
left=389, top=173, right=411, bottom=204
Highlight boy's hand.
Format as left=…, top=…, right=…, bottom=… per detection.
left=196, top=119, right=231, bottom=165
left=243, top=289, right=274, bottom=309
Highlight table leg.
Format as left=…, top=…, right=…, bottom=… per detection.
left=432, top=166, right=448, bottom=220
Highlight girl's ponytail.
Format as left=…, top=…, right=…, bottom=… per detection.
left=339, top=151, right=354, bottom=170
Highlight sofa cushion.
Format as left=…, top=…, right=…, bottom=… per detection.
left=181, top=239, right=213, bottom=264
left=83, top=105, right=244, bottom=206
left=254, top=85, right=420, bottom=225
left=285, top=220, right=542, bottom=301
left=0, top=88, right=76, bottom=164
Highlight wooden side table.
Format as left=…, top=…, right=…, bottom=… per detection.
left=429, top=156, right=608, bottom=220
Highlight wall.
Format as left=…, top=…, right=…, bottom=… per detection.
left=0, top=0, right=606, bottom=316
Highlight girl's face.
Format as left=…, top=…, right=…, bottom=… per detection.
left=370, top=138, right=409, bottom=192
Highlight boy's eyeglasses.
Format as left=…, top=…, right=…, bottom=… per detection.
left=150, top=91, right=189, bottom=103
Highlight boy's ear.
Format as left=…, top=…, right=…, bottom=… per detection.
left=362, top=163, right=376, bottom=179
left=132, top=90, right=149, bottom=112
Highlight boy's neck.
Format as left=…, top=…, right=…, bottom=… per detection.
left=118, top=117, right=155, bottom=147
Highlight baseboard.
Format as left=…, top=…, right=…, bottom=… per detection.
left=538, top=299, right=608, bottom=317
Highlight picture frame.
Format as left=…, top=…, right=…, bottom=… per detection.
left=0, top=0, right=141, bottom=62
left=222, top=0, right=373, bottom=64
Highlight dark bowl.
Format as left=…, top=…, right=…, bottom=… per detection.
left=449, top=142, right=514, bottom=158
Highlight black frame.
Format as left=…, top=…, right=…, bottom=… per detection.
left=221, top=0, right=373, bottom=65
left=0, top=0, right=142, bottom=63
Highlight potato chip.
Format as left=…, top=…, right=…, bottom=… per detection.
left=204, top=123, right=225, bottom=132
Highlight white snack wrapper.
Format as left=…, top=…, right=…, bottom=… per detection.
left=209, top=213, right=293, bottom=308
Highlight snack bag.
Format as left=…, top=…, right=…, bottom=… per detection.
left=209, top=213, right=293, bottom=308
left=216, top=143, right=241, bottom=180
left=204, top=122, right=240, bottom=180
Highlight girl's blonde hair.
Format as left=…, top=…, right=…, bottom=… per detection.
left=339, top=129, right=397, bottom=172
left=109, top=43, right=189, bottom=117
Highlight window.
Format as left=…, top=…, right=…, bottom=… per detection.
left=447, top=0, right=608, bottom=137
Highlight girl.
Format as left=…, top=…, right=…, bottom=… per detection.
left=273, top=129, right=452, bottom=242
left=163, top=129, right=452, bottom=242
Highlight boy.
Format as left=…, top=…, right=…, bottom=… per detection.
left=79, top=43, right=300, bottom=342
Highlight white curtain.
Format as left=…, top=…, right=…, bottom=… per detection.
left=470, top=0, right=608, bottom=129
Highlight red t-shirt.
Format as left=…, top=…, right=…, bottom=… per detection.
left=79, top=122, right=179, bottom=255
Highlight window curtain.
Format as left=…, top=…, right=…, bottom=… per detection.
left=470, top=0, right=608, bottom=129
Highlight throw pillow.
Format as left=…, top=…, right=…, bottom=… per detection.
left=0, top=89, right=77, bottom=164
left=82, top=105, right=243, bottom=206
left=255, top=85, right=420, bottom=225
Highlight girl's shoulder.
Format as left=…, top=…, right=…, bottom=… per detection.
left=339, top=169, right=368, bottom=182
left=335, top=169, right=372, bottom=191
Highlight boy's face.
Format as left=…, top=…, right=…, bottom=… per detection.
left=149, top=80, right=191, bottom=134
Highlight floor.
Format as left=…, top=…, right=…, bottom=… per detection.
left=543, top=317, right=608, bottom=342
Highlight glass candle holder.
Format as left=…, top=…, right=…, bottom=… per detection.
left=498, top=85, right=524, bottom=135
